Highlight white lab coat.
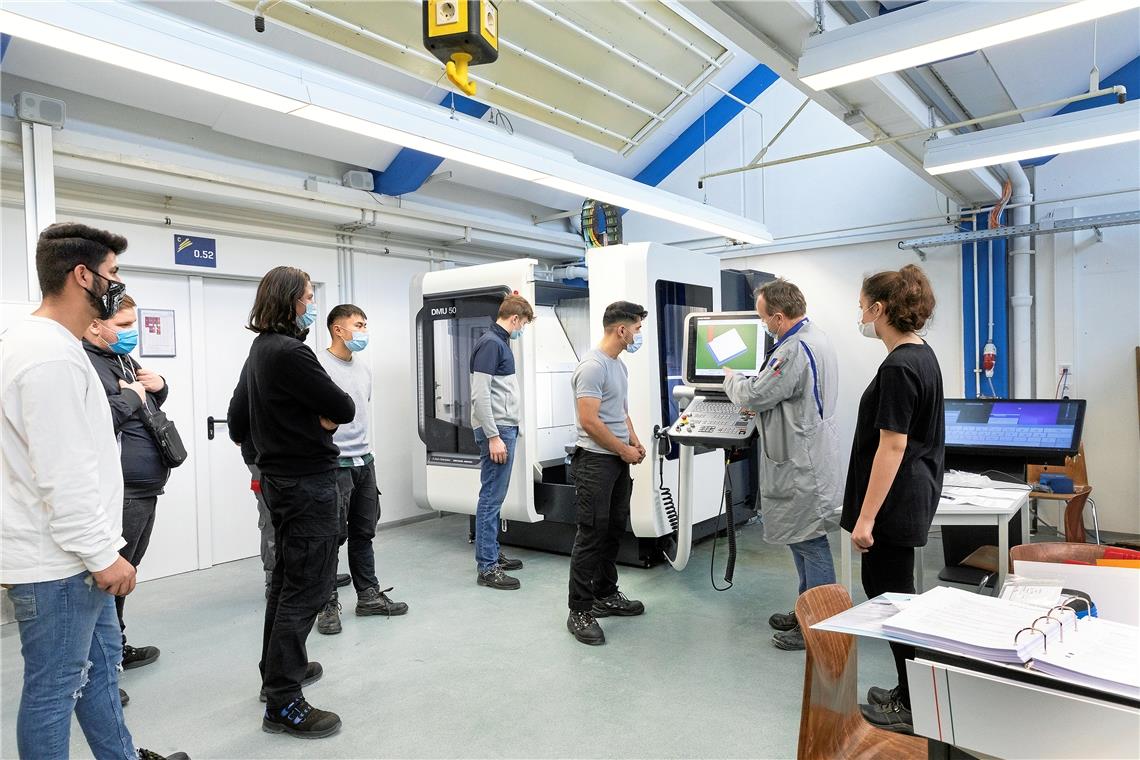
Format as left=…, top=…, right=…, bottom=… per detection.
left=724, top=319, right=842, bottom=545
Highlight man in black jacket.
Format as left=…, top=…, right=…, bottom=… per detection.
left=227, top=266, right=354, bottom=740
left=83, top=293, right=167, bottom=686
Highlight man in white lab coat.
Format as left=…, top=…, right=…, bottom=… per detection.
left=724, top=279, right=841, bottom=651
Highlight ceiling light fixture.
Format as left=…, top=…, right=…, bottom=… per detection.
left=1, top=6, right=771, bottom=245
left=923, top=100, right=1140, bottom=175
left=799, top=0, right=1140, bottom=91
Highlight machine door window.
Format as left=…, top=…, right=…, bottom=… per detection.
left=416, top=288, right=508, bottom=464
left=656, top=280, right=713, bottom=460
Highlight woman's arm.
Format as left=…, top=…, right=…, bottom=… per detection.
left=851, top=429, right=907, bottom=552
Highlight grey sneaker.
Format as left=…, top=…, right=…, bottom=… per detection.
left=477, top=566, right=520, bottom=590
left=772, top=625, right=805, bottom=651
left=867, top=685, right=901, bottom=706
left=860, top=699, right=914, bottom=734
left=768, top=610, right=797, bottom=631
left=356, top=586, right=408, bottom=616
left=316, top=596, right=341, bottom=635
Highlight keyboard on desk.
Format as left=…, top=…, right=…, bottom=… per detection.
left=947, top=423, right=1073, bottom=449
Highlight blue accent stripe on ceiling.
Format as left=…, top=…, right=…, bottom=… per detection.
left=1020, top=55, right=1139, bottom=168
left=1, top=34, right=11, bottom=65
left=633, top=64, right=780, bottom=188
left=371, top=93, right=490, bottom=196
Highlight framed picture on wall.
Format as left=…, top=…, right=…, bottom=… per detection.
left=138, top=309, right=176, bottom=357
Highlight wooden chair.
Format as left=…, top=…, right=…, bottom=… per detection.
left=796, top=585, right=926, bottom=760
left=1027, top=443, right=1098, bottom=544
left=1009, top=541, right=1107, bottom=564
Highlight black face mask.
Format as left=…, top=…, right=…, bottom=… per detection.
left=85, top=270, right=126, bottom=320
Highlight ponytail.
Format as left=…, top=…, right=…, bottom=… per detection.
left=861, top=264, right=936, bottom=333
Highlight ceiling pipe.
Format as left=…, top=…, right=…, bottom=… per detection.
left=1003, top=161, right=1034, bottom=399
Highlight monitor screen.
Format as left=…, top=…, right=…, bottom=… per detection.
left=683, top=311, right=768, bottom=390
left=944, top=398, right=1085, bottom=456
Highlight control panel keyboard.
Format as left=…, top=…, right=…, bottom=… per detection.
left=669, top=395, right=757, bottom=449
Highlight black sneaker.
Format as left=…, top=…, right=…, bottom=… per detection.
left=768, top=610, right=797, bottom=631
left=335, top=573, right=351, bottom=588
left=860, top=699, right=914, bottom=734
left=772, top=625, right=805, bottom=651
left=316, top=596, right=342, bottom=635
left=260, top=662, right=324, bottom=702
left=477, top=566, right=520, bottom=590
left=356, top=586, right=409, bottom=616
left=138, top=750, right=189, bottom=760
left=867, top=685, right=901, bottom=706
left=591, top=591, right=644, bottom=617
left=262, top=697, right=341, bottom=739
left=496, top=553, right=523, bottom=571
left=567, top=611, right=605, bottom=645
left=120, top=688, right=129, bottom=707
left=122, top=644, right=160, bottom=670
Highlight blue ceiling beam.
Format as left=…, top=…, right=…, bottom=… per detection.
left=1020, top=55, right=1139, bottom=168
left=1, top=34, right=11, bottom=66
left=371, top=93, right=490, bottom=196
left=633, top=63, right=780, bottom=188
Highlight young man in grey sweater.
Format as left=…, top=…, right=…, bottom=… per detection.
left=315, top=304, right=408, bottom=634
left=469, top=294, right=534, bottom=590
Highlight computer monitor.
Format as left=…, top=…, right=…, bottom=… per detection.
left=682, top=311, right=768, bottom=391
left=944, top=398, right=1086, bottom=458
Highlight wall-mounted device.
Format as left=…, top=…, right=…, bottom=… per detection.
left=15, top=92, right=66, bottom=128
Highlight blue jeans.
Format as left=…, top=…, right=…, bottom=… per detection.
left=9, top=571, right=135, bottom=760
left=788, top=534, right=837, bottom=595
left=473, top=425, right=518, bottom=572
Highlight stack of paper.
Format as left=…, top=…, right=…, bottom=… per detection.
left=1033, top=616, right=1140, bottom=699
left=880, top=586, right=1073, bottom=663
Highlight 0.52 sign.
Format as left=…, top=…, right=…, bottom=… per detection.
left=174, top=235, right=217, bottom=268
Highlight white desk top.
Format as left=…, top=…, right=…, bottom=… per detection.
left=937, top=486, right=1029, bottom=518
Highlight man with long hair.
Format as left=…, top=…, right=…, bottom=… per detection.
left=228, top=266, right=354, bottom=739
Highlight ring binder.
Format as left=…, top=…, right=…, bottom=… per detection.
left=1050, top=604, right=1080, bottom=632
left=1033, top=613, right=1066, bottom=643
left=1015, top=626, right=1048, bottom=653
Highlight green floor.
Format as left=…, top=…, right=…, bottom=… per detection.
left=2, top=514, right=913, bottom=759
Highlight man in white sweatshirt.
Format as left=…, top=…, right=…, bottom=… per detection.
left=1, top=223, right=185, bottom=760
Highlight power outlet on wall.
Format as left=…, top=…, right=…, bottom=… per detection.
left=1057, top=362, right=1073, bottom=377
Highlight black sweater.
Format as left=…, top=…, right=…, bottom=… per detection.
left=83, top=340, right=171, bottom=498
left=227, top=332, right=355, bottom=477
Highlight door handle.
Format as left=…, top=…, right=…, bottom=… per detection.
left=207, top=415, right=227, bottom=441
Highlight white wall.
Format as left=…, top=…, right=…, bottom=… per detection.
left=726, top=243, right=965, bottom=478
left=1033, top=144, right=1140, bottom=534
left=349, top=252, right=432, bottom=525
left=623, top=79, right=954, bottom=245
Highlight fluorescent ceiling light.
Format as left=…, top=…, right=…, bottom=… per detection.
left=799, top=0, right=1140, bottom=91
left=2, top=4, right=771, bottom=245
left=0, top=10, right=305, bottom=113
left=924, top=101, right=1140, bottom=175
left=537, top=177, right=771, bottom=245
left=293, top=105, right=550, bottom=182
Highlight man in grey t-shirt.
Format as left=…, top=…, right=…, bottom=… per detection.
left=566, top=301, right=648, bottom=646
left=314, top=304, right=408, bottom=637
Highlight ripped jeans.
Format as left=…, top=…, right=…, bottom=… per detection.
left=9, top=571, right=136, bottom=759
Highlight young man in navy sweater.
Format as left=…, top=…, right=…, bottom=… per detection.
left=469, top=294, right=534, bottom=590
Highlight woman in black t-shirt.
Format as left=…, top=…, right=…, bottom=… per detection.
left=841, top=264, right=945, bottom=734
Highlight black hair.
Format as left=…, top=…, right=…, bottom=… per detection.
left=36, top=222, right=127, bottom=296
left=327, top=303, right=367, bottom=332
left=248, top=266, right=310, bottom=337
left=602, top=300, right=648, bottom=329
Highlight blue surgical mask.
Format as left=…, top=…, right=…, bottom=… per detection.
left=109, top=328, right=138, bottom=355
left=346, top=332, right=369, bottom=352
left=625, top=332, right=643, bottom=354
left=510, top=329, right=523, bottom=340
left=763, top=323, right=778, bottom=341
left=296, top=302, right=317, bottom=330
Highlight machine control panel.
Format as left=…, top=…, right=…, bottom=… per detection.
left=669, top=396, right=757, bottom=449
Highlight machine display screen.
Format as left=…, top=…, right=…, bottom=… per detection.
left=683, top=312, right=768, bottom=390
left=944, top=398, right=1085, bottom=456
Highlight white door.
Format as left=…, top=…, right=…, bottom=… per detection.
left=200, top=278, right=322, bottom=566
left=117, top=271, right=199, bottom=582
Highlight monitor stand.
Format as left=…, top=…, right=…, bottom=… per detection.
left=938, top=454, right=1028, bottom=589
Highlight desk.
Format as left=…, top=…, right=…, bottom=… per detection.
left=909, top=654, right=1140, bottom=759
left=839, top=490, right=1030, bottom=593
